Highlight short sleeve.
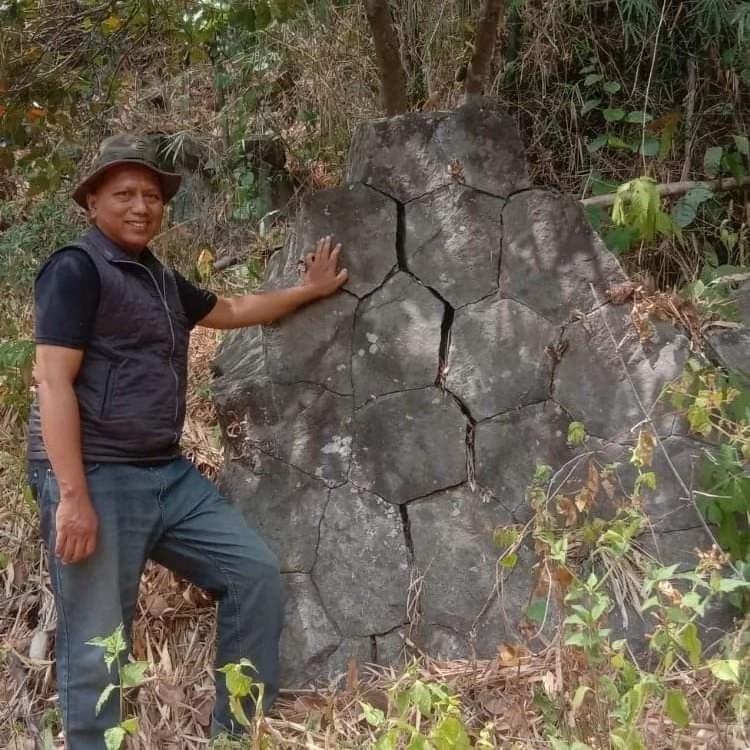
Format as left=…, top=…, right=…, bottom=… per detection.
left=34, top=249, right=101, bottom=349
left=173, top=270, right=218, bottom=327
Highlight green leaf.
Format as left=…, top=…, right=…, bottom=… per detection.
left=603, top=107, right=626, bottom=122
left=639, top=137, right=660, bottom=157
left=584, top=73, right=603, bottom=87
left=587, top=134, right=608, bottom=153
left=676, top=622, right=702, bottom=667
left=581, top=99, right=601, bottom=115
left=104, top=726, right=126, bottom=750
left=733, top=134, right=749, bottom=157
left=120, top=717, right=138, bottom=735
left=572, top=684, right=591, bottom=711
left=120, top=661, right=148, bottom=689
left=567, top=421, right=586, bottom=445
left=525, top=598, right=548, bottom=624
left=671, top=185, right=714, bottom=228
left=360, top=701, right=385, bottom=727
left=704, top=146, right=724, bottom=177
left=375, top=730, right=399, bottom=750
left=602, top=80, right=621, bottom=94
left=607, top=135, right=634, bottom=151
left=500, top=551, right=518, bottom=569
left=603, top=226, right=637, bottom=254
left=96, top=684, right=118, bottom=716
left=431, top=715, right=471, bottom=749
left=665, top=690, right=690, bottom=727
left=626, top=111, right=653, bottom=124
left=708, top=659, right=741, bottom=683
left=406, top=736, right=430, bottom=750
left=229, top=694, right=252, bottom=727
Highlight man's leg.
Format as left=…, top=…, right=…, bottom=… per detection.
left=148, top=458, right=283, bottom=736
left=30, top=462, right=161, bottom=750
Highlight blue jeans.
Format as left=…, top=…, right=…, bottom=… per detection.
left=28, top=458, right=283, bottom=750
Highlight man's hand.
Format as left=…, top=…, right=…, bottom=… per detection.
left=303, top=236, right=348, bottom=298
left=55, top=495, right=99, bottom=565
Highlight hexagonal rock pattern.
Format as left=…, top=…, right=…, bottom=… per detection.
left=445, top=295, right=556, bottom=421
left=314, top=485, right=409, bottom=637
left=265, top=183, right=398, bottom=298
left=555, top=307, right=690, bottom=441
left=350, top=388, right=467, bottom=504
left=409, top=485, right=537, bottom=658
left=474, top=402, right=576, bottom=518
left=212, top=104, right=745, bottom=688
left=347, top=101, right=530, bottom=202
left=404, top=185, right=504, bottom=308
left=352, top=272, right=444, bottom=406
left=501, top=190, right=628, bottom=324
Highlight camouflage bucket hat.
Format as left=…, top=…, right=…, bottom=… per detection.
left=72, top=134, right=182, bottom=208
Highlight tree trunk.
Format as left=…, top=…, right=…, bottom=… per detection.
left=364, top=0, right=408, bottom=116
left=464, top=0, right=506, bottom=102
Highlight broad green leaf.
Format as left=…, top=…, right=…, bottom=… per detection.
left=104, top=726, right=126, bottom=750
left=704, top=146, right=724, bottom=177
left=677, top=622, right=702, bottom=667
left=567, top=421, right=586, bottom=445
left=120, top=717, right=138, bottom=735
left=639, top=137, right=660, bottom=157
left=431, top=715, right=470, bottom=749
left=665, top=690, right=690, bottom=727
left=229, top=694, right=251, bottom=727
left=406, top=736, right=430, bottom=750
left=360, top=701, right=385, bottom=727
left=733, top=134, right=749, bottom=156
left=602, top=80, right=621, bottom=94
left=607, top=135, right=634, bottom=150
left=500, top=551, right=518, bottom=569
left=525, top=598, right=548, bottom=624
left=375, top=730, right=399, bottom=750
left=603, top=226, right=637, bottom=254
left=120, top=661, right=148, bottom=689
left=95, top=684, right=118, bottom=716
left=626, top=111, right=653, bottom=124
left=587, top=134, right=608, bottom=153
left=603, top=107, right=626, bottom=122
left=584, top=73, right=603, bottom=86
left=708, top=659, right=741, bottom=683
left=571, top=684, right=591, bottom=711
left=581, top=98, right=601, bottom=115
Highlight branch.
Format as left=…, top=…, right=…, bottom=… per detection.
left=363, top=0, right=408, bottom=116
left=580, top=176, right=750, bottom=208
left=464, top=0, right=507, bottom=101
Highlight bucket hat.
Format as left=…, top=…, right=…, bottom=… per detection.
left=72, top=134, right=182, bottom=208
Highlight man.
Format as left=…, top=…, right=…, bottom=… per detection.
left=26, top=134, right=348, bottom=749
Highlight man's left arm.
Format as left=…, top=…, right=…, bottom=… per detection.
left=198, top=236, right=348, bottom=330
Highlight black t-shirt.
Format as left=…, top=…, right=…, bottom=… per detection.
left=35, top=248, right=218, bottom=349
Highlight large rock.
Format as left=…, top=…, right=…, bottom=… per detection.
left=213, top=103, right=743, bottom=687
left=404, top=185, right=504, bottom=308
left=706, top=280, right=750, bottom=380
left=347, top=103, right=530, bottom=203
left=445, top=295, right=556, bottom=421
left=352, top=273, right=444, bottom=406
left=501, top=190, right=628, bottom=324
left=350, top=388, right=467, bottom=504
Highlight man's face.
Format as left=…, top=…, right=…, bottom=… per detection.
left=86, top=164, right=164, bottom=255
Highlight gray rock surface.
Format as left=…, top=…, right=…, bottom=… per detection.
left=501, top=190, right=628, bottom=324
left=213, top=103, right=744, bottom=687
left=445, top=295, right=556, bottom=421
left=347, top=102, right=530, bottom=202
left=350, top=388, right=467, bottom=504
left=314, top=485, right=409, bottom=636
left=404, top=185, right=504, bottom=308
left=352, top=273, right=443, bottom=406
left=706, top=280, right=750, bottom=379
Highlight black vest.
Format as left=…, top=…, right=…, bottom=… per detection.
left=27, top=228, right=190, bottom=462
